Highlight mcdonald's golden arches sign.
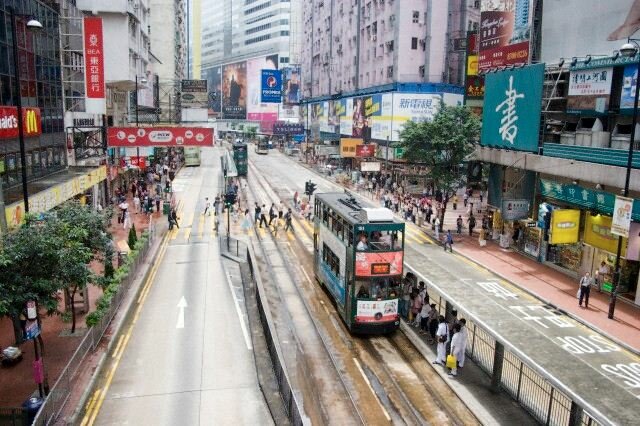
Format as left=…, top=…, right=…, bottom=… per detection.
left=0, top=106, right=41, bottom=139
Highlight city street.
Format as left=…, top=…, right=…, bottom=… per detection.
left=80, top=148, right=270, bottom=425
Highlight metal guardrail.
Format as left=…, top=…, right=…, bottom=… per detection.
left=31, top=229, right=155, bottom=426
left=425, top=284, right=600, bottom=426
left=225, top=236, right=304, bottom=425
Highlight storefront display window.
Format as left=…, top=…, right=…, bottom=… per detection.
left=547, top=243, right=582, bottom=273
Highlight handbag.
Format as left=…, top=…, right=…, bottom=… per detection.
left=446, top=354, right=457, bottom=370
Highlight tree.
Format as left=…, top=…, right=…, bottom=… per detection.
left=399, top=103, right=481, bottom=231
left=128, top=223, right=138, bottom=249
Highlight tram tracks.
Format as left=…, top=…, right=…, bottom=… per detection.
left=246, top=155, right=480, bottom=426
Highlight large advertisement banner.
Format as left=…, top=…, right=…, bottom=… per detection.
left=550, top=209, right=580, bottom=245
left=0, top=107, right=41, bottom=139
left=340, top=98, right=353, bottom=136
left=567, top=67, right=613, bottom=114
left=319, top=101, right=332, bottom=133
left=480, top=63, right=544, bottom=152
left=340, top=138, right=363, bottom=158
left=83, top=17, right=106, bottom=114
left=478, top=0, right=533, bottom=71
left=355, top=251, right=403, bottom=277
left=356, top=299, right=398, bottom=323
left=282, top=66, right=301, bottom=105
left=247, top=56, right=278, bottom=122
left=541, top=0, right=637, bottom=64
left=584, top=214, right=627, bottom=256
left=261, top=69, right=282, bottom=103
left=222, top=61, right=247, bottom=119
left=108, top=127, right=214, bottom=147
left=204, top=66, right=222, bottom=115
left=391, top=93, right=458, bottom=141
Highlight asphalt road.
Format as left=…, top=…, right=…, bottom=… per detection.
left=82, top=147, right=271, bottom=425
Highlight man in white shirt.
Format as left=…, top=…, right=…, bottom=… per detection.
left=448, top=323, right=464, bottom=377
left=579, top=272, right=593, bottom=308
left=433, top=316, right=449, bottom=366
left=457, top=319, right=468, bottom=368
left=595, top=261, right=610, bottom=292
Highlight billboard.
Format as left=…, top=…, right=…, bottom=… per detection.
left=181, top=80, right=208, bottom=108
left=361, top=161, right=382, bottom=172
left=247, top=55, right=278, bottom=122
left=204, top=66, right=222, bottom=115
left=107, top=127, right=214, bottom=147
left=620, top=64, right=638, bottom=113
left=340, top=138, right=363, bottom=158
left=354, top=251, right=403, bottom=277
left=83, top=17, right=106, bottom=114
left=478, top=0, right=533, bottom=71
left=466, top=32, right=485, bottom=100
left=319, top=101, right=332, bottom=133
left=541, top=0, right=638, bottom=64
left=356, top=144, right=376, bottom=158
left=282, top=66, right=301, bottom=105
left=567, top=67, right=613, bottom=114
left=356, top=299, right=398, bottom=323
left=328, top=100, right=339, bottom=134
left=481, top=63, right=544, bottom=152
left=339, top=98, right=353, bottom=136
left=261, top=69, right=282, bottom=103
left=501, top=199, right=530, bottom=221
left=391, top=93, right=463, bottom=141
left=0, top=107, right=41, bottom=139
left=222, top=61, right=247, bottom=119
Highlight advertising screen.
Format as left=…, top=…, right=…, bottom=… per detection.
left=108, top=127, right=214, bottom=147
left=478, top=0, right=533, bottom=71
left=354, top=251, right=403, bottom=277
left=356, top=299, right=398, bottom=323
left=222, top=61, right=247, bottom=119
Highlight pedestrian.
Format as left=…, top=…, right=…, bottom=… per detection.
left=268, top=203, right=277, bottom=226
left=284, top=208, right=293, bottom=232
left=155, top=194, right=161, bottom=213
left=444, top=230, right=453, bottom=252
left=595, top=261, right=610, bottom=292
left=168, top=209, right=175, bottom=230
left=579, top=272, right=593, bottom=308
left=463, top=192, right=469, bottom=208
left=402, top=279, right=412, bottom=320
left=214, top=195, right=220, bottom=215
left=171, top=208, right=180, bottom=229
left=427, top=304, right=438, bottom=344
left=456, top=215, right=463, bottom=234
left=278, top=200, right=285, bottom=219
left=123, top=210, right=131, bottom=229
left=448, top=323, right=464, bottom=377
left=241, top=209, right=253, bottom=232
left=452, top=194, right=458, bottom=210
left=434, top=216, right=441, bottom=241
left=203, top=197, right=211, bottom=216
left=133, top=194, right=141, bottom=213
left=419, top=302, right=431, bottom=334
left=254, top=202, right=261, bottom=224
left=468, top=213, right=476, bottom=236
left=259, top=204, right=268, bottom=228
left=457, top=319, right=468, bottom=368
left=433, top=315, right=449, bottom=366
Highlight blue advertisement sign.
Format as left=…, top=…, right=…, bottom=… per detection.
left=261, top=69, right=282, bottom=103
left=620, top=64, right=638, bottom=114
left=480, top=63, right=545, bottom=152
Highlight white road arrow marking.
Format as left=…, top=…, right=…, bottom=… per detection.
left=176, top=296, right=187, bottom=329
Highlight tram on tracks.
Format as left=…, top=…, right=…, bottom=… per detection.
left=255, top=140, right=269, bottom=155
left=313, top=191, right=404, bottom=334
left=231, top=141, right=248, bottom=176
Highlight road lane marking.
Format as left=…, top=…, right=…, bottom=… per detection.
left=111, top=335, right=124, bottom=359
left=197, top=215, right=205, bottom=238
left=353, top=357, right=391, bottom=422
left=406, top=235, right=423, bottom=245
left=83, top=232, right=171, bottom=426
left=224, top=269, right=252, bottom=351
left=176, top=296, right=187, bottom=329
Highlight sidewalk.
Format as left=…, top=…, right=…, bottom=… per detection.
left=310, top=164, right=640, bottom=353
left=0, top=196, right=164, bottom=407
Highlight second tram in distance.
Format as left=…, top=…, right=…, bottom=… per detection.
left=313, top=192, right=405, bottom=334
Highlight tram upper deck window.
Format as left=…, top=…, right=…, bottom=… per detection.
left=356, top=229, right=403, bottom=251
left=355, top=277, right=402, bottom=299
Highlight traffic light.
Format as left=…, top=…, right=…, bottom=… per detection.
left=225, top=191, right=236, bottom=206
left=305, top=180, right=317, bottom=196
left=304, top=181, right=310, bottom=195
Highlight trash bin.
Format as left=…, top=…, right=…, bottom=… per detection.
left=22, top=397, right=43, bottom=424
left=163, top=203, right=171, bottom=215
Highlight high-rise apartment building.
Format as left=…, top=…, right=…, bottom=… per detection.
left=446, top=0, right=480, bottom=87
left=150, top=0, right=187, bottom=81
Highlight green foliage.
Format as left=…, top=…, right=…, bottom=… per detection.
left=399, top=103, right=481, bottom=197
left=128, top=223, right=138, bottom=249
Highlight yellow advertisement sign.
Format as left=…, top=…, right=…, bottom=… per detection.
left=550, top=209, right=580, bottom=244
left=4, top=166, right=107, bottom=230
left=467, top=55, right=478, bottom=76
left=584, top=214, right=627, bottom=256
left=340, top=138, right=363, bottom=158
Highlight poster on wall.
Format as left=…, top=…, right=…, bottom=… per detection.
left=247, top=56, right=278, bottom=122
left=328, top=100, right=339, bottom=134
left=540, top=0, right=638, bottom=63
left=567, top=67, right=613, bottom=114
left=480, top=64, right=544, bottom=152
left=222, top=61, right=247, bottom=119
left=319, top=101, right=332, bottom=133
left=282, top=66, right=301, bottom=105
left=204, top=66, right=222, bottom=115
left=478, top=0, right=534, bottom=71
left=261, top=69, right=282, bottom=103
left=340, top=98, right=353, bottom=136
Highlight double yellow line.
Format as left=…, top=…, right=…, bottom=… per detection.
left=81, top=231, right=171, bottom=426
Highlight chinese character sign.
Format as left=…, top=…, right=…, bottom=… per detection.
left=567, top=67, right=613, bottom=114
left=481, top=64, right=544, bottom=152
left=83, top=17, right=105, bottom=114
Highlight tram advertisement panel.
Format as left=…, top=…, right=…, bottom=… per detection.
left=356, top=299, right=398, bottom=322
left=355, top=252, right=403, bottom=277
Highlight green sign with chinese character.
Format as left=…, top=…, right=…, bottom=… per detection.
left=481, top=63, right=545, bottom=153
left=539, top=179, right=640, bottom=221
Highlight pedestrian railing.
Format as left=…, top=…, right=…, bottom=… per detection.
left=424, top=283, right=600, bottom=426
left=31, top=225, right=156, bottom=426
left=0, top=407, right=28, bottom=425
left=227, top=236, right=305, bottom=426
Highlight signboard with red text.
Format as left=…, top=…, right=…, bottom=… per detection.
left=0, top=106, right=41, bottom=139
left=107, top=127, right=214, bottom=147
left=83, top=17, right=106, bottom=114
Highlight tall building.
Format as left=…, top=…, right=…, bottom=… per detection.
left=150, top=0, right=187, bottom=81
left=446, top=0, right=480, bottom=87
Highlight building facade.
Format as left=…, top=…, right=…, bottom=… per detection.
left=150, top=0, right=187, bottom=81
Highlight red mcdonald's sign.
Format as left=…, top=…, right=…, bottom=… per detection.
left=0, top=106, right=41, bottom=139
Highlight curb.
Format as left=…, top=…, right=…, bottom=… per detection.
left=66, top=230, right=168, bottom=425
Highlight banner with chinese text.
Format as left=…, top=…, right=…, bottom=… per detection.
left=480, top=63, right=544, bottom=152
left=83, top=17, right=106, bottom=114
left=567, top=67, right=613, bottom=114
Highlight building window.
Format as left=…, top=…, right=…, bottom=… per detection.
left=387, top=66, right=393, bottom=78
left=412, top=11, right=420, bottom=23
left=411, top=37, right=418, bottom=50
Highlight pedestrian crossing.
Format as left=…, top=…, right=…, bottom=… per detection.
left=168, top=208, right=222, bottom=242
left=404, top=226, right=434, bottom=245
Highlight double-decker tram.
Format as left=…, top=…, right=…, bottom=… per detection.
left=313, top=192, right=405, bottom=334
left=232, top=141, right=248, bottom=176
left=255, top=140, right=269, bottom=155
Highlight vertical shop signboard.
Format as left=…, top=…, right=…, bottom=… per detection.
left=83, top=17, right=106, bottom=114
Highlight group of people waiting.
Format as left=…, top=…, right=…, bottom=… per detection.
left=399, top=272, right=468, bottom=377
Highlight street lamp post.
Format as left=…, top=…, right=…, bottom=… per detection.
left=8, top=7, right=43, bottom=213
left=609, top=40, right=640, bottom=319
